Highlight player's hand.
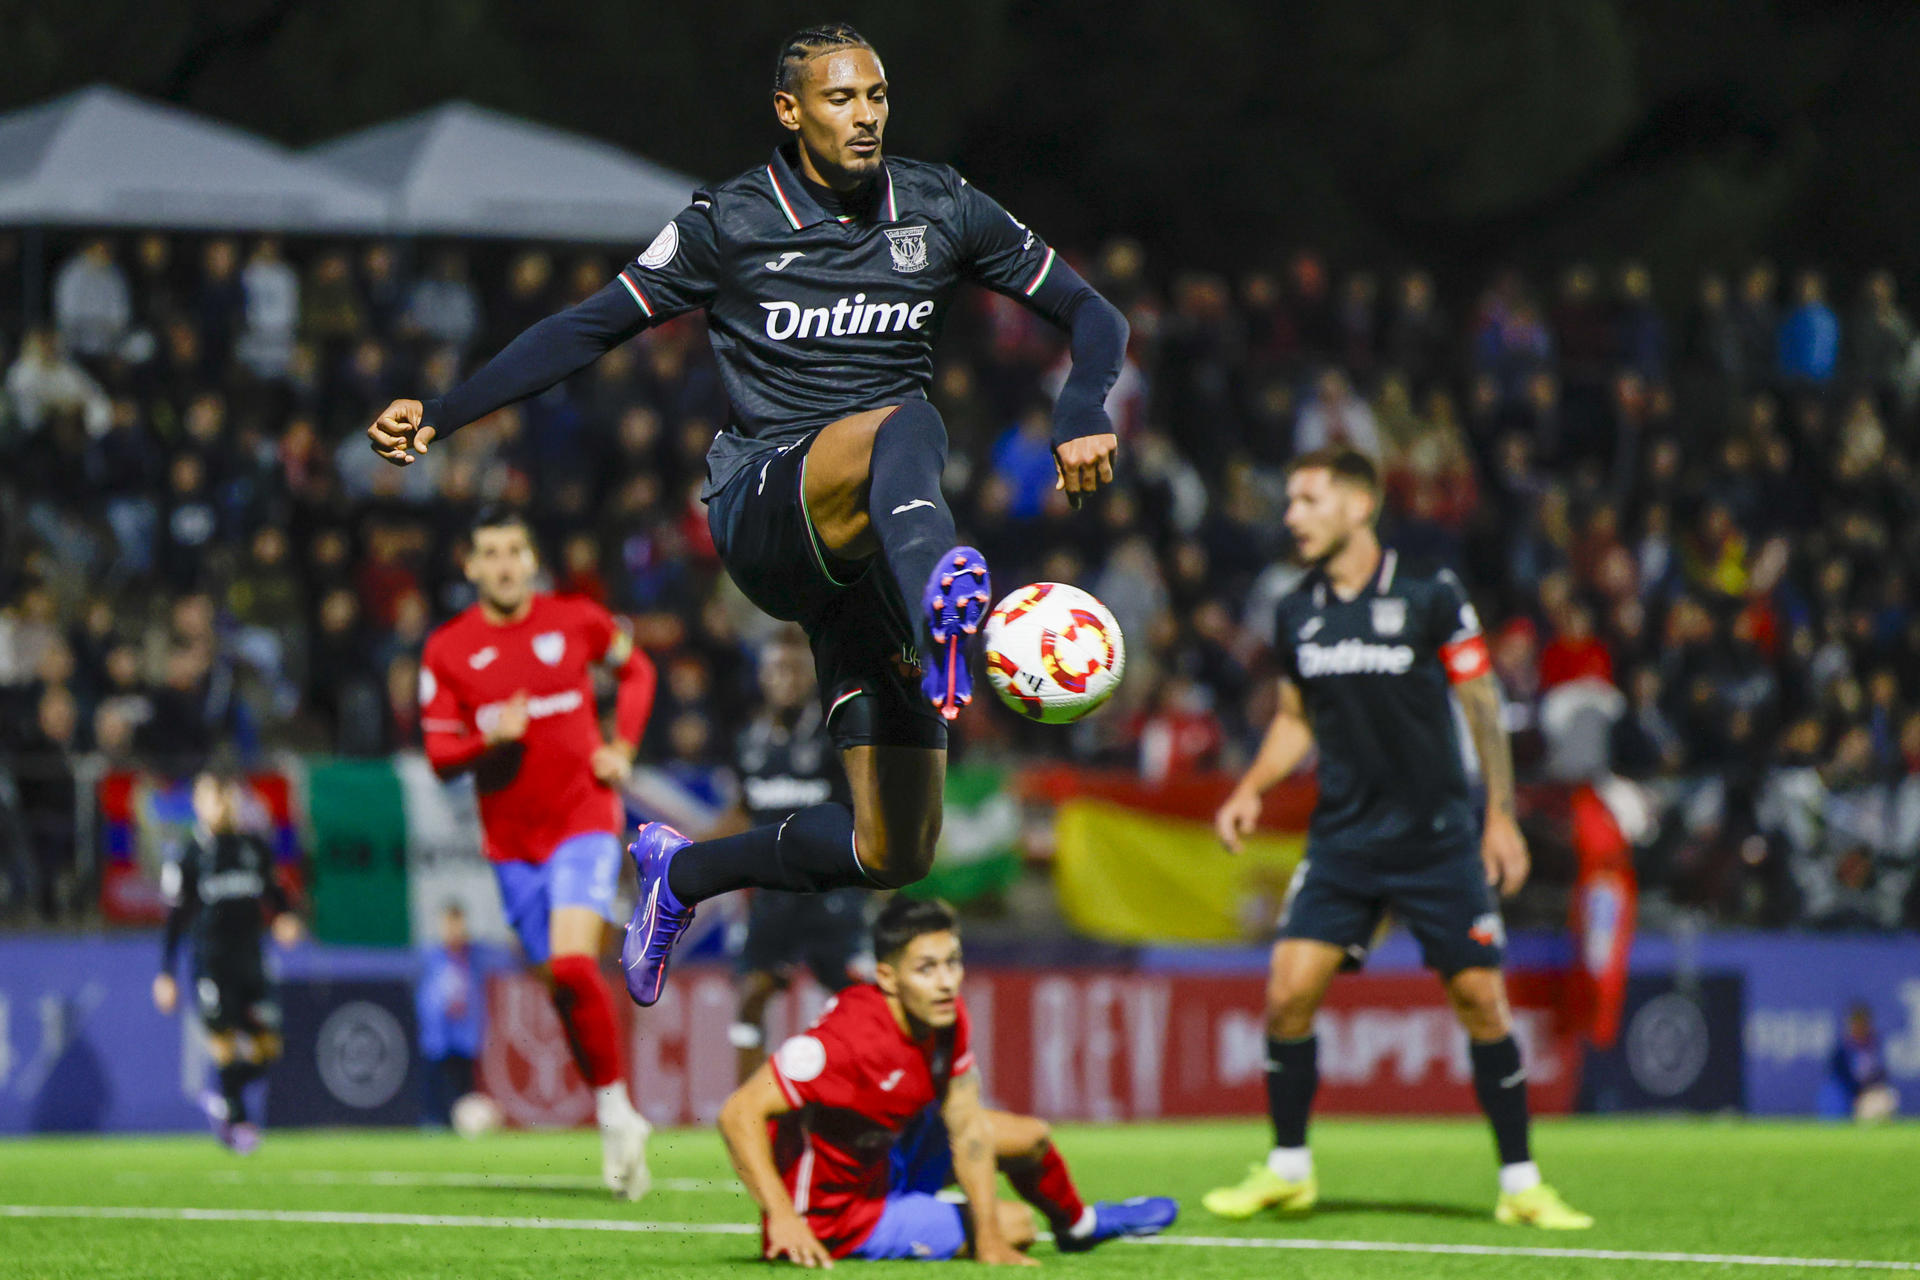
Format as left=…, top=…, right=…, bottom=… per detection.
left=1482, top=810, right=1530, bottom=898
left=1215, top=786, right=1263, bottom=855
left=484, top=693, right=531, bottom=745
left=367, top=399, right=434, bottom=465
left=764, top=1211, right=834, bottom=1268
left=591, top=740, right=636, bottom=786
left=152, top=973, right=177, bottom=1015
left=973, top=1237, right=1038, bottom=1267
left=271, top=914, right=305, bottom=948
left=1053, top=433, right=1117, bottom=503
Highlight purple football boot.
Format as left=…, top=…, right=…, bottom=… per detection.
left=921, top=546, right=991, bottom=721
left=621, top=822, right=695, bottom=1007
left=1054, top=1196, right=1180, bottom=1252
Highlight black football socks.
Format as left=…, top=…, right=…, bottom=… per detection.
left=864, top=399, right=957, bottom=655
left=1470, top=1034, right=1533, bottom=1166
left=666, top=802, right=875, bottom=902
left=1265, top=1034, right=1319, bottom=1151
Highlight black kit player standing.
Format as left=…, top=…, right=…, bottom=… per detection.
left=724, top=628, right=872, bottom=1083
left=1201, top=448, right=1594, bottom=1230
left=368, top=18, right=1123, bottom=1133
left=152, top=768, right=304, bottom=1154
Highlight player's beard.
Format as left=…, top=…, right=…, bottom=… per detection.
left=1304, top=527, right=1350, bottom=568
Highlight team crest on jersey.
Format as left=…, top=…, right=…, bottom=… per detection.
left=1371, top=598, right=1407, bottom=636
left=884, top=225, right=929, bottom=273
left=637, top=220, right=678, bottom=269
left=532, top=631, right=566, bottom=665
left=418, top=667, right=437, bottom=708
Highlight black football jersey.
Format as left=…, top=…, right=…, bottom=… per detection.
left=734, top=703, right=852, bottom=828
left=615, top=145, right=1082, bottom=498
left=1273, top=550, right=1486, bottom=859
left=161, top=829, right=286, bottom=965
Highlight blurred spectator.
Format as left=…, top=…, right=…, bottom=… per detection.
left=1293, top=367, right=1380, bottom=457
left=196, top=239, right=246, bottom=375
left=52, top=238, right=131, bottom=359
left=1820, top=1004, right=1901, bottom=1122
left=1778, top=269, right=1840, bottom=387
left=415, top=902, right=486, bottom=1127
left=11, top=684, right=80, bottom=920
left=6, top=328, right=111, bottom=434
left=237, top=236, right=300, bottom=379
left=991, top=402, right=1064, bottom=518
left=406, top=249, right=483, bottom=353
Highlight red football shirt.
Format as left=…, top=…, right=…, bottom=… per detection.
left=766, top=985, right=974, bottom=1257
left=420, top=594, right=626, bottom=864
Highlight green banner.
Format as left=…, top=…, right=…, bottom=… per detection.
left=902, top=763, right=1022, bottom=905
left=305, top=757, right=411, bottom=947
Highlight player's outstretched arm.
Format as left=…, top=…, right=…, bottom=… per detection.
left=953, top=180, right=1126, bottom=504
left=942, top=1069, right=1036, bottom=1266
left=1216, top=680, right=1315, bottom=854
left=1454, top=671, right=1529, bottom=896
left=719, top=1066, right=833, bottom=1268
left=368, top=281, right=650, bottom=465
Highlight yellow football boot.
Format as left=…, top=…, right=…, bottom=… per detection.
left=1495, top=1183, right=1594, bottom=1229
left=1201, top=1164, right=1319, bottom=1219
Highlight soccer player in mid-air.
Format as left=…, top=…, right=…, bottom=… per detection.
left=723, top=627, right=872, bottom=1084
left=153, top=765, right=303, bottom=1154
left=418, top=506, right=658, bottom=1199
left=719, top=897, right=1177, bottom=1265
left=1202, top=447, right=1594, bottom=1230
left=368, top=23, right=1126, bottom=1008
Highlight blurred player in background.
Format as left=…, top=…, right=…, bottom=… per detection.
left=152, top=765, right=303, bottom=1154
left=725, top=627, right=873, bottom=1084
left=367, top=23, right=1128, bottom=1011
left=416, top=901, right=487, bottom=1127
left=419, top=505, right=657, bottom=1199
left=1205, top=448, right=1592, bottom=1229
left=719, top=897, right=1177, bottom=1265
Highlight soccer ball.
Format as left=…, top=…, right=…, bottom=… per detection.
left=450, top=1091, right=503, bottom=1139
left=982, top=583, right=1125, bottom=723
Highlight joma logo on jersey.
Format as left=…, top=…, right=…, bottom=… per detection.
left=1296, top=638, right=1416, bottom=677
left=760, top=294, right=936, bottom=341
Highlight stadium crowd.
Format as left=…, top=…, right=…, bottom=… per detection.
left=0, top=229, right=1915, bottom=931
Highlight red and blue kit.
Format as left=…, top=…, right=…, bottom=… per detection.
left=420, top=593, right=655, bottom=865
left=765, top=985, right=973, bottom=1257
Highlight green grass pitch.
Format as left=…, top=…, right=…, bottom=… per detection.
left=4, top=1118, right=1916, bottom=1278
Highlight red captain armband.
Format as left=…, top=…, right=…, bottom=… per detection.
left=1440, top=634, right=1493, bottom=684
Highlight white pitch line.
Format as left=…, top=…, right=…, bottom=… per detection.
left=5, top=1205, right=1916, bottom=1271
left=114, top=1170, right=740, bottom=1194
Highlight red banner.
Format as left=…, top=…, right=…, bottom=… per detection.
left=477, top=965, right=1580, bottom=1127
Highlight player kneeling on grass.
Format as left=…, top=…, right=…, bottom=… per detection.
left=720, top=897, right=1177, bottom=1264
left=152, top=765, right=303, bottom=1155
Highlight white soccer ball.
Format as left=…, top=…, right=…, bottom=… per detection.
left=450, top=1091, right=503, bottom=1139
left=982, top=583, right=1126, bottom=724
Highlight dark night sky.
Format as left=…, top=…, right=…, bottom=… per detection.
left=5, top=0, right=1919, bottom=292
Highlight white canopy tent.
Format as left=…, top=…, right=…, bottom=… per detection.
left=307, top=101, right=698, bottom=245
left=0, top=85, right=389, bottom=232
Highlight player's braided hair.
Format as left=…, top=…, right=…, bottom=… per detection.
left=773, top=22, right=874, bottom=94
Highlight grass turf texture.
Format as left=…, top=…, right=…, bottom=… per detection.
left=3, top=1119, right=1915, bottom=1278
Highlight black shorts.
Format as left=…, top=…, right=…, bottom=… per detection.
left=706, top=434, right=947, bottom=753
left=1278, top=839, right=1505, bottom=977
left=194, top=951, right=281, bottom=1035
left=736, top=888, right=871, bottom=990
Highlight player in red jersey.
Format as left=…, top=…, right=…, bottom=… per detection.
left=719, top=898, right=1177, bottom=1264
left=419, top=506, right=658, bottom=1199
